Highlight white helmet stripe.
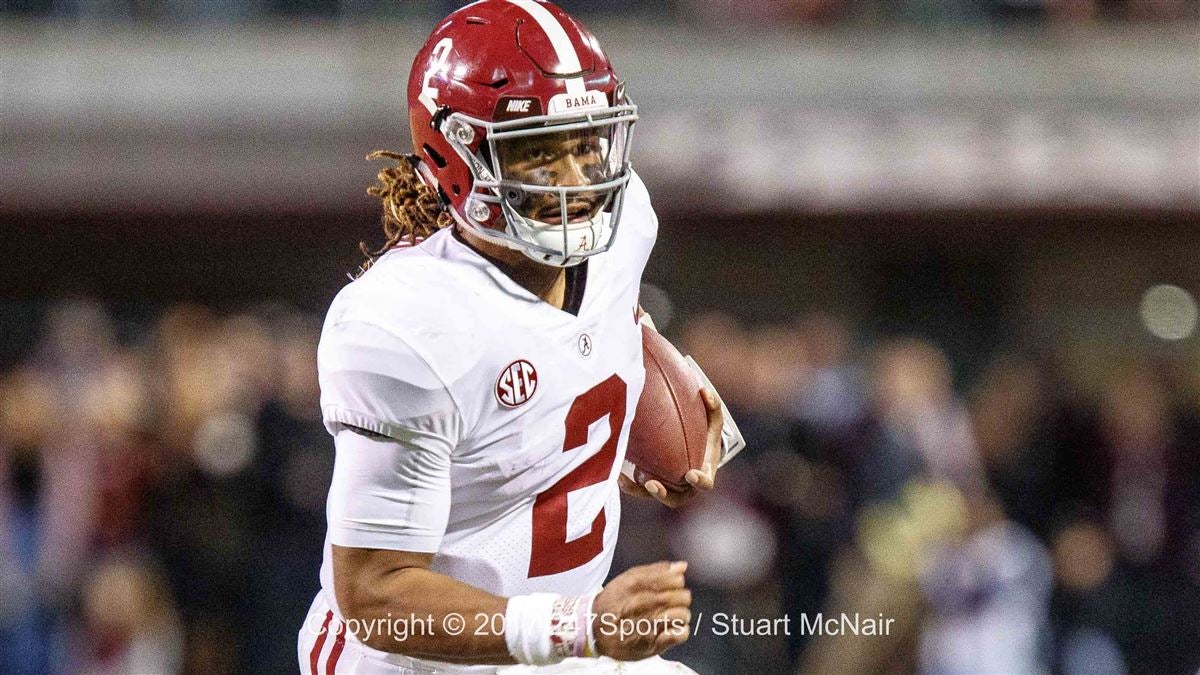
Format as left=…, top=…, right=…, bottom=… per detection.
left=507, top=0, right=587, bottom=97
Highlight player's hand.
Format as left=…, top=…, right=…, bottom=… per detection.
left=591, top=561, right=692, bottom=660
left=618, top=388, right=723, bottom=508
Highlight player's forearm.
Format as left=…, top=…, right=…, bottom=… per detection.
left=335, top=561, right=514, bottom=663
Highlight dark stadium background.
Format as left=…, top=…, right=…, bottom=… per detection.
left=2, top=1, right=1198, bottom=674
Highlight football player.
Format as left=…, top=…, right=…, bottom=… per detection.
left=299, top=2, right=729, bottom=673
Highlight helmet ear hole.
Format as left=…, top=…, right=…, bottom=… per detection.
left=452, top=184, right=461, bottom=196
left=423, top=144, right=448, bottom=169
left=501, top=183, right=527, bottom=208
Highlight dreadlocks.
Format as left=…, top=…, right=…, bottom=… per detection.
left=358, top=151, right=454, bottom=274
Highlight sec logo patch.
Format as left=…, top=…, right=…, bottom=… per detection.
left=496, top=359, right=538, bottom=407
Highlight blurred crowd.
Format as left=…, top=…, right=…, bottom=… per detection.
left=0, top=300, right=328, bottom=674
left=655, top=311, right=1200, bottom=675
left=0, top=0, right=1195, bottom=23
left=1, top=298, right=1196, bottom=674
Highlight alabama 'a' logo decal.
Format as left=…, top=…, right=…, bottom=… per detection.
left=496, top=359, right=538, bottom=407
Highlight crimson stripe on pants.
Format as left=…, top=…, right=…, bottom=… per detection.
left=309, top=610, right=333, bottom=675
left=326, top=618, right=348, bottom=674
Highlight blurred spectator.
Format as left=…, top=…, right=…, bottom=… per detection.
left=917, top=507, right=1054, bottom=674
left=76, top=551, right=184, bottom=674
left=968, top=354, right=1057, bottom=536
left=869, top=338, right=984, bottom=494
left=1047, top=364, right=1200, bottom=675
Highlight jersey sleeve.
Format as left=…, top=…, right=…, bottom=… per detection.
left=317, top=318, right=463, bottom=552
left=325, top=426, right=452, bottom=552
left=317, top=318, right=464, bottom=444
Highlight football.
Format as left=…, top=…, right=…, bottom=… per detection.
left=626, top=324, right=709, bottom=492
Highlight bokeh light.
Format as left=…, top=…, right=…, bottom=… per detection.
left=1139, top=284, right=1198, bottom=341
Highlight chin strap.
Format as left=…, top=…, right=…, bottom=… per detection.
left=413, top=159, right=438, bottom=192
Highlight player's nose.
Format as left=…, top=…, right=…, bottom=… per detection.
left=554, top=154, right=590, bottom=188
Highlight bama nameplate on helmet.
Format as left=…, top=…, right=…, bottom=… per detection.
left=548, top=90, right=608, bottom=115
left=493, top=96, right=545, bottom=121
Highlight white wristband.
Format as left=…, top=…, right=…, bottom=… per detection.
left=504, top=593, right=597, bottom=665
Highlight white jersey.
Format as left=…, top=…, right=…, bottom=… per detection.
left=310, top=172, right=657, bottom=636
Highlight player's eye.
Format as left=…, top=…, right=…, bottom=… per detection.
left=583, top=163, right=605, bottom=182
left=514, top=147, right=553, bottom=165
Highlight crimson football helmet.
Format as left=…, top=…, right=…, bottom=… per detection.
left=407, top=0, right=638, bottom=267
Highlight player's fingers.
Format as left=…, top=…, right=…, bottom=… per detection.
left=649, top=570, right=688, bottom=592
left=701, top=387, right=724, bottom=427
left=619, top=473, right=650, bottom=497
left=685, top=465, right=714, bottom=490
left=700, top=387, right=725, bottom=467
left=652, top=630, right=688, bottom=655
left=660, top=606, right=692, bottom=627
left=645, top=480, right=694, bottom=507
left=642, top=479, right=664, bottom=498
left=652, top=615, right=691, bottom=652
left=652, top=607, right=691, bottom=640
left=643, top=479, right=674, bottom=503
left=625, top=561, right=687, bottom=592
left=649, top=589, right=692, bottom=611
left=624, top=588, right=690, bottom=618
left=625, top=588, right=692, bottom=616
left=675, top=487, right=702, bottom=506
